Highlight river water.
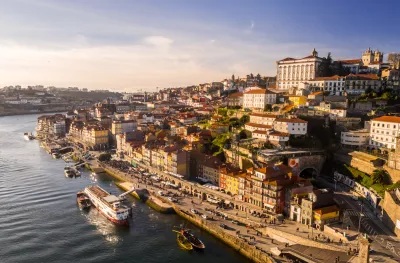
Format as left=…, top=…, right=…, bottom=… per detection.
left=0, top=114, right=249, bottom=263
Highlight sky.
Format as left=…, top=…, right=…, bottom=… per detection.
left=1, top=0, right=399, bottom=92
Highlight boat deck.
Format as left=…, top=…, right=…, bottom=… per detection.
left=87, top=186, right=109, bottom=198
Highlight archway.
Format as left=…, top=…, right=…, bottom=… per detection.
left=299, top=167, right=318, bottom=179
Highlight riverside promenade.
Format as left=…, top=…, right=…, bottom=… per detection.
left=85, top=158, right=358, bottom=263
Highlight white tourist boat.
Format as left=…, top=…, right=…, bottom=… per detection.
left=24, top=132, right=34, bottom=140
left=84, top=185, right=130, bottom=225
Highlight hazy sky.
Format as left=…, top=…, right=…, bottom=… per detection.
left=1, top=0, right=399, bottom=91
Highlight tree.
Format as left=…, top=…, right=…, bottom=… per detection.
left=371, top=169, right=391, bottom=185
left=232, top=74, right=235, bottom=81
left=239, top=114, right=249, bottom=125
left=98, top=153, right=111, bottom=162
left=239, top=129, right=251, bottom=139
left=264, top=104, right=272, bottom=112
left=388, top=53, right=400, bottom=69
left=250, top=73, right=254, bottom=79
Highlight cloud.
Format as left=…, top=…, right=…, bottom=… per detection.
left=143, top=36, right=174, bottom=47
left=250, top=20, right=255, bottom=30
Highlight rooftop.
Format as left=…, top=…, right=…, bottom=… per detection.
left=372, top=115, right=400, bottom=123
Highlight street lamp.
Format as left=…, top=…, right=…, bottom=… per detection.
left=358, top=203, right=364, bottom=234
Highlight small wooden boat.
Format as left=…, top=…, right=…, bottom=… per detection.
left=77, top=191, right=91, bottom=210
left=173, top=230, right=193, bottom=251
left=181, top=229, right=205, bottom=250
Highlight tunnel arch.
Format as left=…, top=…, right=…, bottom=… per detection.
left=299, top=167, right=318, bottom=179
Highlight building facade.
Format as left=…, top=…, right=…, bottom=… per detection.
left=369, top=116, right=400, bottom=149
left=276, top=49, right=323, bottom=90
left=243, top=89, right=277, bottom=109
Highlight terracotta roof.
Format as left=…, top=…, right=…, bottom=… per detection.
left=310, top=75, right=344, bottom=81
left=244, top=89, right=271, bottom=95
left=252, top=130, right=268, bottom=134
left=255, top=164, right=292, bottom=179
left=347, top=73, right=379, bottom=80
left=250, top=113, right=277, bottom=118
left=301, top=55, right=321, bottom=59
left=245, top=122, right=273, bottom=129
left=228, top=92, right=243, bottom=98
left=372, top=116, right=400, bottom=124
left=269, top=131, right=290, bottom=137
left=338, top=59, right=361, bottom=64
left=309, top=91, right=323, bottom=96
left=280, top=57, right=296, bottom=62
left=314, top=205, right=340, bottom=215
left=275, top=118, right=307, bottom=124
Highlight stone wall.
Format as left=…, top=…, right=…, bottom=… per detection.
left=259, top=227, right=349, bottom=252
left=381, top=190, right=400, bottom=237
left=175, top=208, right=276, bottom=263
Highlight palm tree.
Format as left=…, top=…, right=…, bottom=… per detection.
left=372, top=169, right=390, bottom=185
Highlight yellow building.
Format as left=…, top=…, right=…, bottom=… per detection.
left=225, top=173, right=241, bottom=196
left=92, top=127, right=109, bottom=146
left=313, top=205, right=340, bottom=230
left=288, top=95, right=307, bottom=107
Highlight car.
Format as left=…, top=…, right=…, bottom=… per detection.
left=191, top=209, right=198, bottom=214
left=220, top=223, right=227, bottom=229
left=201, top=214, right=208, bottom=220
left=351, top=195, right=358, bottom=201
left=158, top=191, right=165, bottom=196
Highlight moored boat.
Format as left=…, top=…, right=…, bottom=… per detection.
left=24, top=132, right=35, bottom=140
left=174, top=230, right=193, bottom=251
left=77, top=191, right=91, bottom=210
left=64, top=169, right=74, bottom=178
left=181, top=229, right=205, bottom=250
left=84, top=185, right=129, bottom=226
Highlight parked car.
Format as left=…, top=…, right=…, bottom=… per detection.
left=191, top=209, right=198, bottom=214
left=158, top=191, right=165, bottom=196
left=220, top=223, right=227, bottom=229
left=201, top=214, right=208, bottom=220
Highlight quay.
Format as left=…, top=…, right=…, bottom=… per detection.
left=86, top=160, right=357, bottom=263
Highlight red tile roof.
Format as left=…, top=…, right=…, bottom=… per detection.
left=275, top=118, right=307, bottom=123
left=310, top=75, right=344, bottom=81
left=244, top=89, right=270, bottom=95
left=245, top=123, right=273, bottom=129
left=338, top=59, right=361, bottom=64
left=228, top=92, right=243, bottom=98
left=269, top=131, right=290, bottom=137
left=250, top=113, right=278, bottom=118
left=372, top=116, right=400, bottom=124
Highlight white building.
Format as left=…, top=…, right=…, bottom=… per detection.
left=243, top=89, right=277, bottom=109
left=276, top=48, right=323, bottom=90
left=249, top=113, right=277, bottom=125
left=341, top=129, right=369, bottom=148
left=273, top=118, right=308, bottom=136
left=369, top=116, right=400, bottom=149
left=252, top=130, right=289, bottom=145
left=308, top=75, right=346, bottom=96
left=245, top=123, right=272, bottom=132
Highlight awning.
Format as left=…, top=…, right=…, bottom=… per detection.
left=265, top=203, right=275, bottom=209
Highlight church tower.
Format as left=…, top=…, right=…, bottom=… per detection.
left=374, top=49, right=383, bottom=63
left=362, top=48, right=374, bottom=66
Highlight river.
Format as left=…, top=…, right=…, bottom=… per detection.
left=0, top=113, right=250, bottom=263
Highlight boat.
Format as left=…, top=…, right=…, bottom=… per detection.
left=84, top=185, right=130, bottom=225
left=76, top=191, right=91, bottom=210
left=173, top=230, right=193, bottom=251
left=24, top=132, right=35, bottom=140
left=179, top=229, right=205, bottom=250
left=64, top=169, right=74, bottom=178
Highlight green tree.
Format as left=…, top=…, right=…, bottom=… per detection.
left=239, top=114, right=250, bottom=125
left=218, top=107, right=228, bottom=117
left=264, top=104, right=272, bottom=112
left=372, top=169, right=391, bottom=185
